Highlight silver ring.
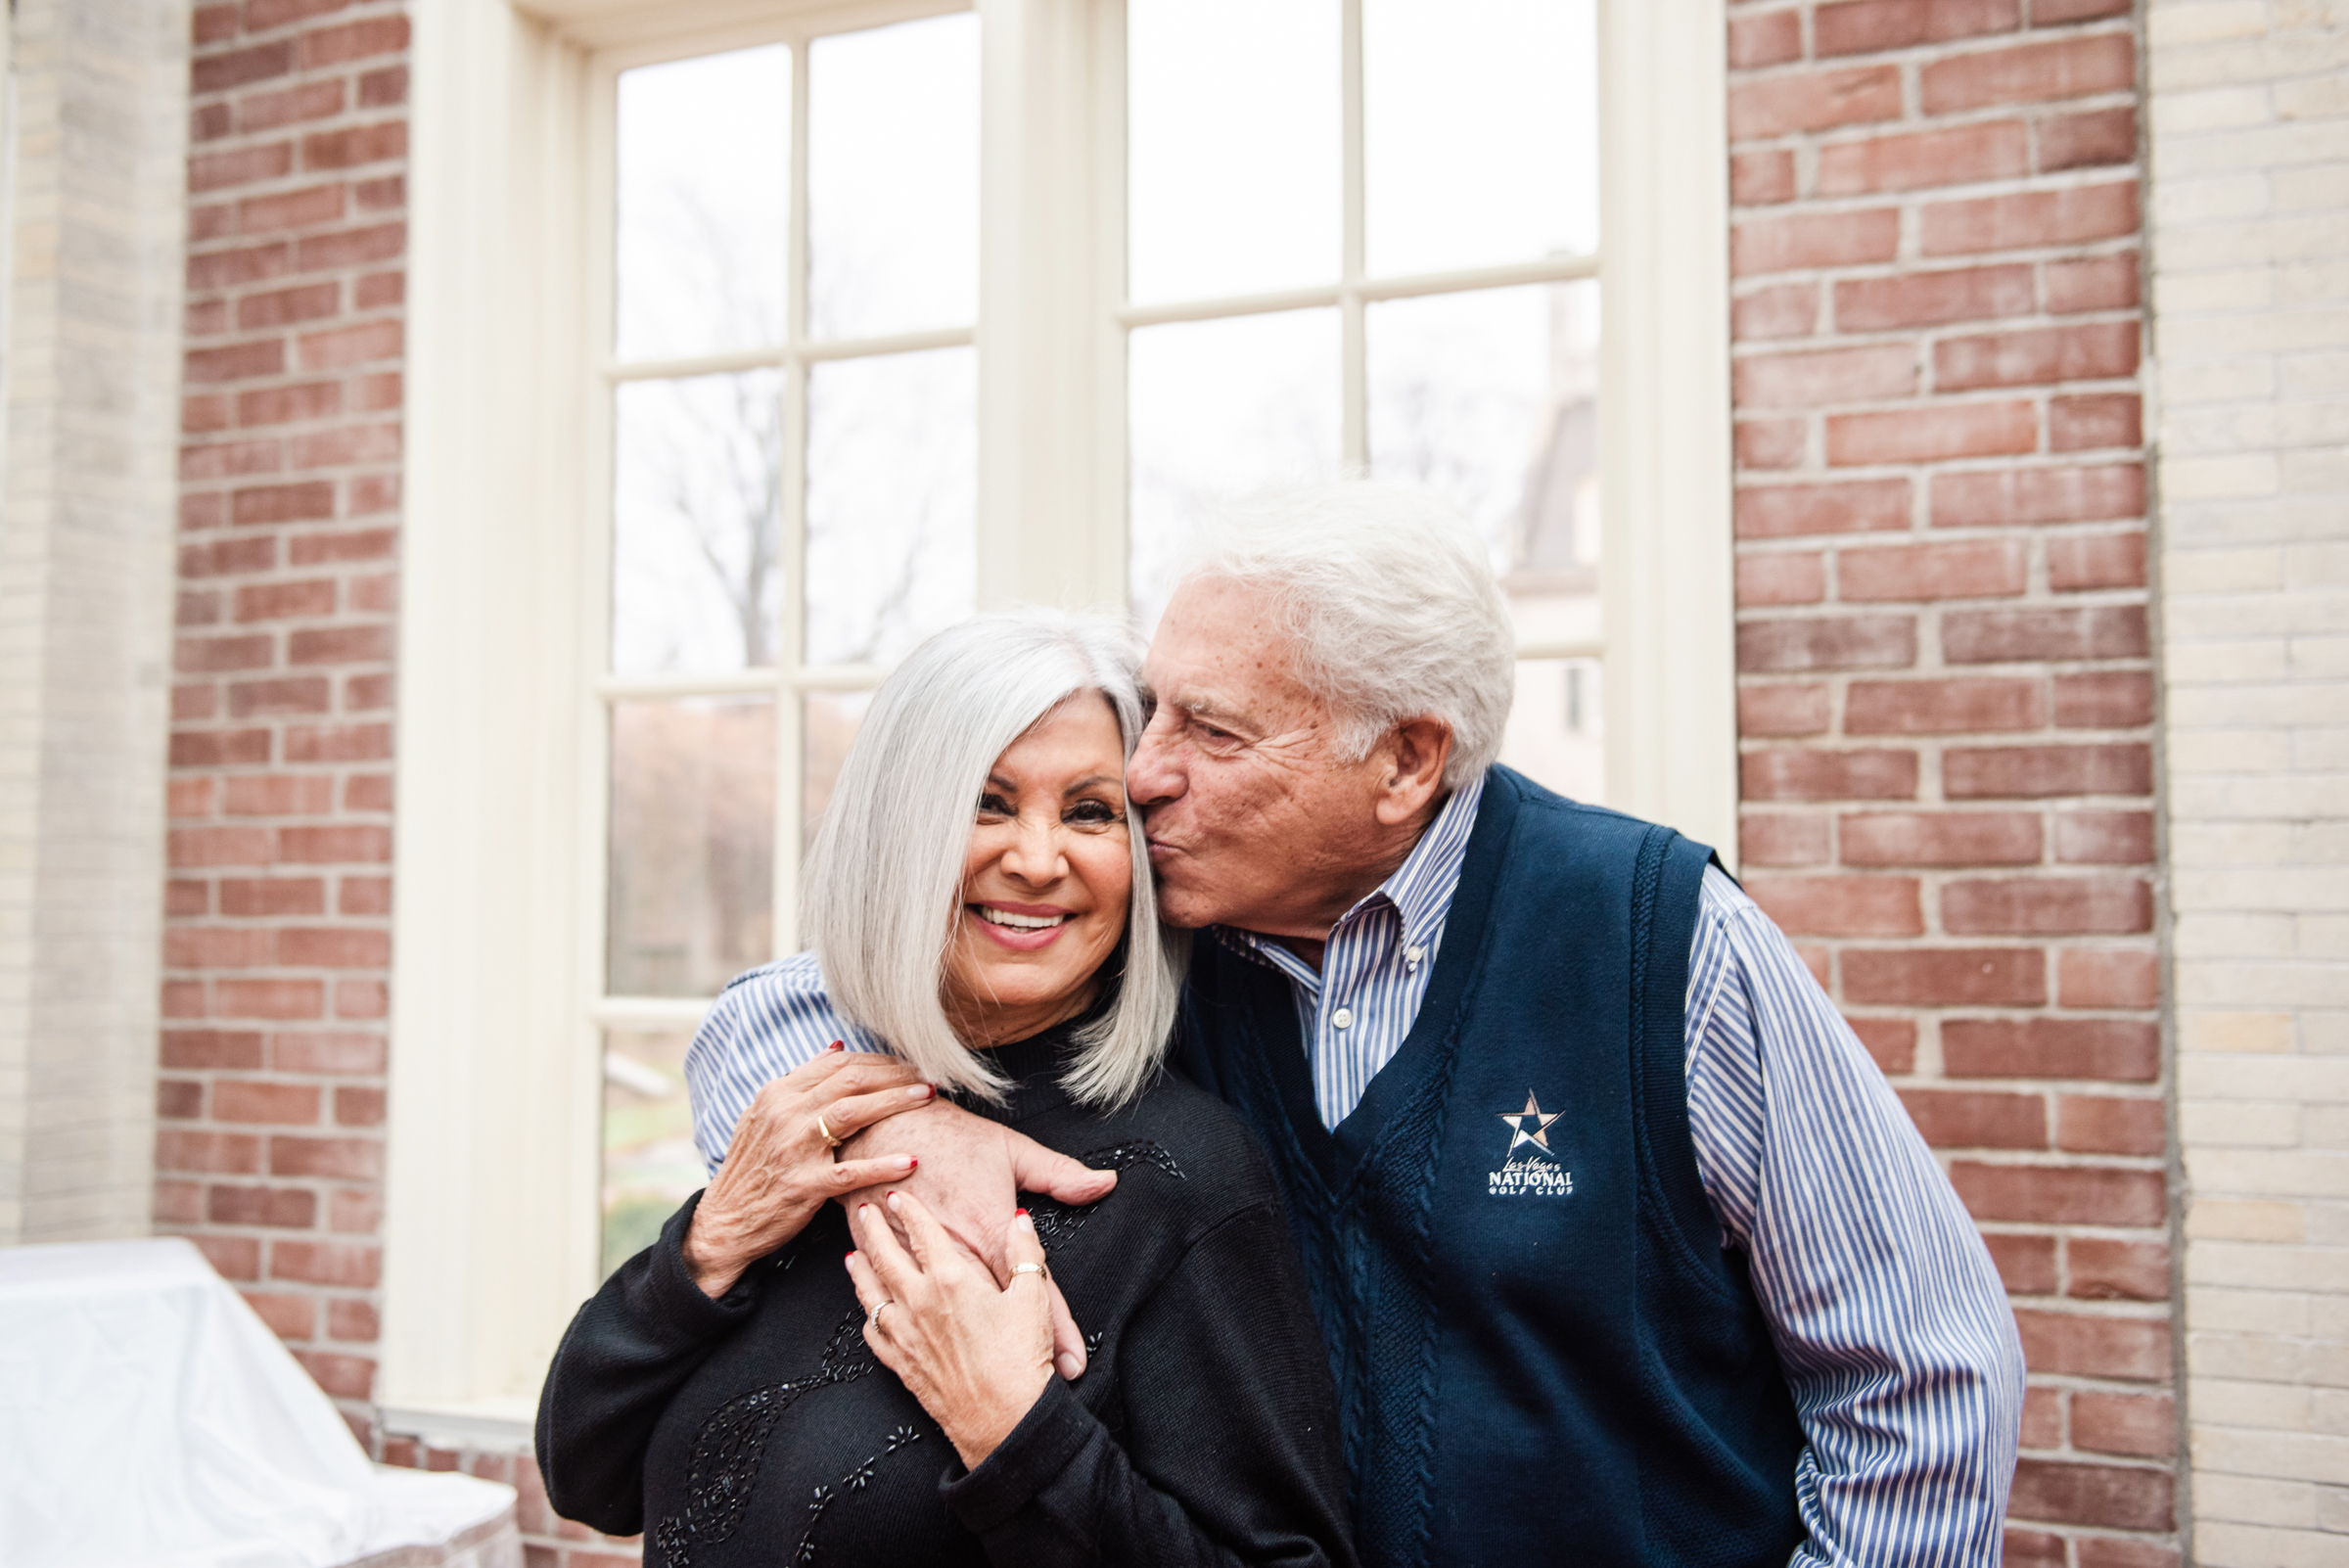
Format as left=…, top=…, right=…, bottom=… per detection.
left=816, top=1112, right=842, bottom=1148
left=867, top=1299, right=895, bottom=1332
left=1008, top=1263, right=1045, bottom=1278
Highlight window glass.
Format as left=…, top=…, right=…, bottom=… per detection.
left=804, top=690, right=873, bottom=848
left=1363, top=0, right=1598, bottom=276
left=1128, top=309, right=1342, bottom=626
left=602, top=1028, right=702, bottom=1275
left=611, top=371, right=785, bottom=677
left=1366, top=281, right=1600, bottom=573
left=607, top=697, right=777, bottom=998
left=808, top=15, right=981, bottom=339
left=1501, top=658, right=1604, bottom=805
left=615, top=45, right=789, bottom=361
left=804, top=346, right=978, bottom=667
left=1127, top=0, right=1339, bottom=303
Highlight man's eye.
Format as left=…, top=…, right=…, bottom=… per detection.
left=1197, top=721, right=1236, bottom=743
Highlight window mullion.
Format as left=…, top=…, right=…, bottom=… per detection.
left=777, top=34, right=815, bottom=954
left=1339, top=0, right=1365, bottom=471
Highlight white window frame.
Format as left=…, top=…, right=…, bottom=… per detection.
left=585, top=0, right=974, bottom=1048
left=386, top=0, right=1733, bottom=1434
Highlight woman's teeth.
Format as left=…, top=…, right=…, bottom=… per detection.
left=978, top=906, right=1069, bottom=930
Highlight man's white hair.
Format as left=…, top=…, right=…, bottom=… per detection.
left=802, top=609, right=1185, bottom=1109
left=1183, top=481, right=1516, bottom=788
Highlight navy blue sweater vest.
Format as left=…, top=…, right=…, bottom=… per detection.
left=1177, top=767, right=1805, bottom=1568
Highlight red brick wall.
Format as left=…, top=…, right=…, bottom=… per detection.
left=161, top=0, right=408, bottom=1443
left=154, top=0, right=2175, bottom=1554
left=1727, top=2, right=2172, bottom=1563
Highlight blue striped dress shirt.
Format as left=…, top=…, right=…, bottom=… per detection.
left=684, top=781, right=2025, bottom=1568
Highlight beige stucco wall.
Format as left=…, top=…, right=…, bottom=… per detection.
left=0, top=0, right=189, bottom=1242
left=2149, top=0, right=2349, bottom=1559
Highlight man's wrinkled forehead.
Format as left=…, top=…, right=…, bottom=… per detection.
left=1150, top=578, right=1318, bottom=713
left=1136, top=651, right=1244, bottom=718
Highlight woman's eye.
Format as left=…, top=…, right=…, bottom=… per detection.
left=976, top=793, right=1011, bottom=817
left=1066, top=800, right=1120, bottom=826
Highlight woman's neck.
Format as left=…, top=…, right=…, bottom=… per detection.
left=945, top=978, right=1099, bottom=1050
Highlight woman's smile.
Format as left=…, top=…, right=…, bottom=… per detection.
left=970, top=901, right=1079, bottom=948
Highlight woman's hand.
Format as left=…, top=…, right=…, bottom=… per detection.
left=846, top=1192, right=1056, bottom=1470
left=682, top=1047, right=937, bottom=1298
left=837, top=1099, right=1110, bottom=1380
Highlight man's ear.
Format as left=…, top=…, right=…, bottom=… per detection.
left=1371, top=715, right=1454, bottom=827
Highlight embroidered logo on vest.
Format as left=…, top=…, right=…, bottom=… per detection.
left=1490, top=1091, right=1573, bottom=1196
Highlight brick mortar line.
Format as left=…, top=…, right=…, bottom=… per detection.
left=1728, top=313, right=2150, bottom=341
left=1733, top=453, right=2148, bottom=476
left=1731, top=46, right=2141, bottom=92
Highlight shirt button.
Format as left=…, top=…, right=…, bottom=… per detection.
left=1331, top=1007, right=1355, bottom=1031
left=1405, top=945, right=1426, bottom=968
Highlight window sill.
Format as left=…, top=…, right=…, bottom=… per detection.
left=378, top=1395, right=540, bottom=1455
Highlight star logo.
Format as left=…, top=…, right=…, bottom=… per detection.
left=1498, top=1091, right=1562, bottom=1156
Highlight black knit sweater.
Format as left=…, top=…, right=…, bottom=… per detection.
left=535, top=1028, right=1358, bottom=1568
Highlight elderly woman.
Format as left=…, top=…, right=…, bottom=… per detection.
left=535, top=612, right=1355, bottom=1568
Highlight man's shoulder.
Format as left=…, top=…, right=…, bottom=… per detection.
left=1503, top=764, right=1691, bottom=840
left=710, top=951, right=831, bottom=1017
left=1476, top=766, right=1721, bottom=898
left=699, top=953, right=868, bottom=1054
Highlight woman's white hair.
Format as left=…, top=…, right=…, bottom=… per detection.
left=1183, top=481, right=1516, bottom=788
left=802, top=609, right=1185, bottom=1109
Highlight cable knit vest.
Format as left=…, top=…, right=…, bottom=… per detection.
left=1178, top=766, right=1806, bottom=1568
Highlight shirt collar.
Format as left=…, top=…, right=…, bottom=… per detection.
left=1215, top=769, right=1487, bottom=963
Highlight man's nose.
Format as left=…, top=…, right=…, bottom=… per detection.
left=1127, top=713, right=1182, bottom=807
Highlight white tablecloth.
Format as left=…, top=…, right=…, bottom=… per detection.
left=0, top=1237, right=519, bottom=1568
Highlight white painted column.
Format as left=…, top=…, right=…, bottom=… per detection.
left=0, top=0, right=190, bottom=1245
left=975, top=0, right=1126, bottom=615
left=1598, top=0, right=1739, bottom=863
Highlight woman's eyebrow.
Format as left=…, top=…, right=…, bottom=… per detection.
left=1062, top=772, right=1123, bottom=795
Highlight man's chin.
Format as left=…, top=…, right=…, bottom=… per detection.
left=1149, top=877, right=1224, bottom=931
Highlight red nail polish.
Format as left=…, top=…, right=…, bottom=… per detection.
left=827, top=1040, right=845, bottom=1051
left=1015, top=1207, right=1029, bottom=1218
left=905, top=1156, right=919, bottom=1170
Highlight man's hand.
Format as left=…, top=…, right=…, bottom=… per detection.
left=682, top=1047, right=935, bottom=1298
left=839, top=1098, right=1116, bottom=1379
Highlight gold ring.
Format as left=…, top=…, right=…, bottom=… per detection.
left=1009, top=1263, right=1045, bottom=1278
left=816, top=1112, right=842, bottom=1148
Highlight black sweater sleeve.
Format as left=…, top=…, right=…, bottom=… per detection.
left=534, top=1191, right=759, bottom=1537
left=943, top=1201, right=1359, bottom=1568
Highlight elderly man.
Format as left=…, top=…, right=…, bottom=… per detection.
left=691, top=483, right=2025, bottom=1568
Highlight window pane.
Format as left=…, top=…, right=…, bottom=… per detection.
left=608, top=698, right=776, bottom=997
left=615, top=45, right=789, bottom=362
left=1367, top=282, right=1600, bottom=577
left=612, top=372, right=784, bottom=678
left=1128, top=310, right=1341, bottom=626
left=804, top=689, right=874, bottom=849
left=1363, top=0, right=1598, bottom=276
left=1128, top=0, right=1339, bottom=303
left=805, top=347, right=978, bottom=667
left=809, top=15, right=979, bottom=339
left=602, top=1028, right=704, bottom=1275
left=1501, top=658, right=1604, bottom=805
